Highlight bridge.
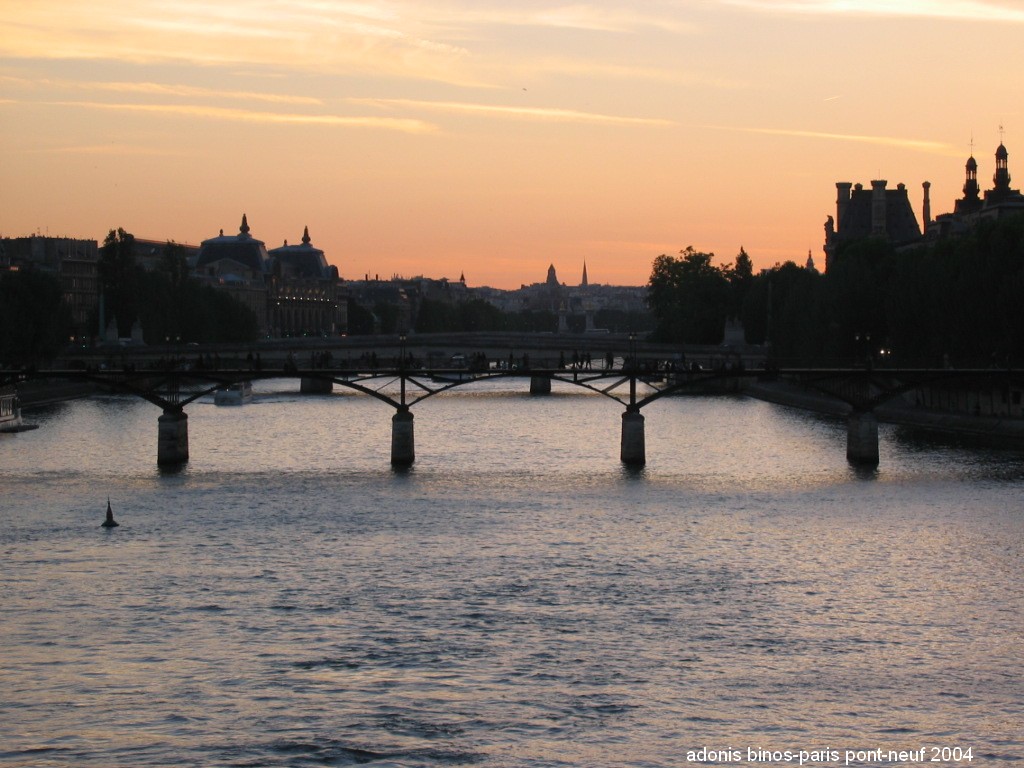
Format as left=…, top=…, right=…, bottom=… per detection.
left=7, top=335, right=1023, bottom=468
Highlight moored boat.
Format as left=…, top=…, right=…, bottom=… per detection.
left=214, top=381, right=253, bottom=406
left=0, top=387, right=38, bottom=433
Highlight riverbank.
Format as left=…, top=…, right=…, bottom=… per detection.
left=16, top=379, right=97, bottom=408
left=746, top=378, right=1024, bottom=446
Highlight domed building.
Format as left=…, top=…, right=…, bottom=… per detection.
left=267, top=227, right=343, bottom=337
left=194, top=214, right=270, bottom=329
left=195, top=213, right=271, bottom=277
left=193, top=215, right=345, bottom=337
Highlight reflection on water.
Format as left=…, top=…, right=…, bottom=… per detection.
left=1, top=382, right=1022, bottom=767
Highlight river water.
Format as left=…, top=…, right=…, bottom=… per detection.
left=1, top=379, right=1022, bottom=767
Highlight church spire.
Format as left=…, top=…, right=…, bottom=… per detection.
left=239, top=213, right=250, bottom=238
left=581, top=260, right=589, bottom=287
left=302, top=225, right=311, bottom=245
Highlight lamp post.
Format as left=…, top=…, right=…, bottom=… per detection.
left=398, top=334, right=407, bottom=407
left=628, top=332, right=637, bottom=406
left=854, top=332, right=871, bottom=368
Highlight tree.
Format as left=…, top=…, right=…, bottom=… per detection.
left=128, top=240, right=257, bottom=345
left=824, top=237, right=894, bottom=360
left=98, top=228, right=139, bottom=337
left=0, top=269, right=71, bottom=365
left=346, top=300, right=376, bottom=335
left=647, top=247, right=730, bottom=343
left=726, top=247, right=755, bottom=319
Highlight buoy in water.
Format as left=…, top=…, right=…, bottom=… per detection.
left=101, top=498, right=119, bottom=528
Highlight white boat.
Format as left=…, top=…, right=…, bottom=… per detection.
left=0, top=388, right=37, bottom=432
left=214, top=381, right=253, bottom=406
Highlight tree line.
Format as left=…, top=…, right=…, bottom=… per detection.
left=1, top=229, right=261, bottom=366
left=98, top=228, right=260, bottom=346
left=646, top=213, right=1024, bottom=367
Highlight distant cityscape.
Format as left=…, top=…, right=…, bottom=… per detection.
left=0, top=213, right=649, bottom=344
left=2, top=139, right=1022, bottom=347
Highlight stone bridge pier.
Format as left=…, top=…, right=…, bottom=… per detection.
left=846, top=409, right=879, bottom=466
left=620, top=408, right=646, bottom=466
left=391, top=408, right=415, bottom=466
left=158, top=409, right=189, bottom=465
left=529, top=375, right=552, bottom=395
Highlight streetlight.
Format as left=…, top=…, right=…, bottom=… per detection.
left=854, top=332, right=871, bottom=367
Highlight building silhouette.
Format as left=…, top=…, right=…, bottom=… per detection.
left=825, top=139, right=1024, bottom=268
left=0, top=235, right=99, bottom=339
left=194, top=215, right=344, bottom=337
left=823, top=180, right=922, bottom=270
left=929, top=142, right=1024, bottom=240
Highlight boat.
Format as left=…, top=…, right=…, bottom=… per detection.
left=0, top=387, right=38, bottom=433
left=430, top=354, right=477, bottom=384
left=214, top=381, right=253, bottom=405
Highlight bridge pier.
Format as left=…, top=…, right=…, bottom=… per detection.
left=846, top=410, right=879, bottom=466
left=529, top=375, right=551, bottom=395
left=391, top=409, right=415, bottom=466
left=300, top=377, right=332, bottom=394
left=157, top=409, right=189, bottom=465
left=620, top=409, right=646, bottom=466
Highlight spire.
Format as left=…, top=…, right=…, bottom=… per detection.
left=239, top=213, right=250, bottom=238
left=954, top=138, right=982, bottom=215
left=459, top=271, right=465, bottom=284
left=581, top=260, right=589, bottom=287
left=994, top=140, right=1011, bottom=191
left=964, top=154, right=979, bottom=199
left=546, top=263, right=558, bottom=286
left=302, top=225, right=311, bottom=245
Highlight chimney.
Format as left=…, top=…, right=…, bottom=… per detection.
left=871, top=179, right=888, bottom=236
left=836, top=182, right=852, bottom=232
left=922, top=181, right=931, bottom=236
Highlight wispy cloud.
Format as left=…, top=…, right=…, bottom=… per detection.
left=1, top=2, right=699, bottom=90
left=521, top=57, right=748, bottom=89
left=34, top=143, right=188, bottom=156
left=54, top=101, right=436, bottom=132
left=717, top=125, right=956, bottom=154
left=719, top=0, right=1024, bottom=23
left=453, top=6, right=696, bottom=34
left=1, top=1, right=477, bottom=85
left=352, top=97, right=675, bottom=126
left=91, top=81, right=324, bottom=105
left=2, top=75, right=324, bottom=105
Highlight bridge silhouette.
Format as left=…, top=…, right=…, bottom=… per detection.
left=7, top=344, right=1022, bottom=468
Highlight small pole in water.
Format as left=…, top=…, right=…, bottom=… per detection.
left=101, top=498, right=119, bottom=528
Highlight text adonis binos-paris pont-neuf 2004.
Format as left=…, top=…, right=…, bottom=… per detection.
left=683, top=746, right=974, bottom=766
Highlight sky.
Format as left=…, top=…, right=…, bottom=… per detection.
left=1, top=1, right=1022, bottom=289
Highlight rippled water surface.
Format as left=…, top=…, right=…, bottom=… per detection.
left=2, top=380, right=1022, bottom=767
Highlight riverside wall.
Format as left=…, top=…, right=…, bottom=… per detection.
left=746, top=378, right=1024, bottom=446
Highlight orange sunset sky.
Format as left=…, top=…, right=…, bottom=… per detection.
left=2, top=1, right=1022, bottom=289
